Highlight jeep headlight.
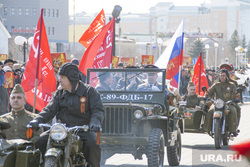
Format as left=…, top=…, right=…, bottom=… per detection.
left=215, top=99, right=224, bottom=109
left=134, top=109, right=143, bottom=119
left=50, top=123, right=67, bottom=141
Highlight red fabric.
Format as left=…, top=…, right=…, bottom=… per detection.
left=192, top=54, right=209, bottom=96
left=78, top=9, right=106, bottom=48
left=230, top=141, right=250, bottom=161
left=21, top=9, right=56, bottom=111
left=79, top=18, right=115, bottom=75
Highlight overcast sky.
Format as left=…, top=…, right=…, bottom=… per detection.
left=69, top=0, right=211, bottom=15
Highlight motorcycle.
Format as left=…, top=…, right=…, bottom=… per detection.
left=178, top=100, right=207, bottom=133
left=212, top=99, right=236, bottom=149
left=38, top=123, right=100, bottom=167
left=0, top=121, right=40, bottom=167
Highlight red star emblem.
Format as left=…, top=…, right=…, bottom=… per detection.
left=184, top=111, right=192, bottom=119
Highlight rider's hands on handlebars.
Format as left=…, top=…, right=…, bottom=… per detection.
left=89, top=124, right=101, bottom=132
left=28, top=120, right=39, bottom=131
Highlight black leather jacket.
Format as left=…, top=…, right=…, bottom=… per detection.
left=35, top=81, right=105, bottom=127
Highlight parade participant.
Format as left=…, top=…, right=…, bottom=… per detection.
left=71, top=58, right=86, bottom=83
left=4, top=59, right=21, bottom=85
left=0, top=84, right=42, bottom=142
left=116, top=66, right=143, bottom=91
left=28, top=63, right=105, bottom=167
left=96, top=71, right=114, bottom=91
left=204, top=69, right=239, bottom=136
left=182, top=82, right=204, bottom=109
left=137, top=64, right=162, bottom=91
left=0, top=61, right=9, bottom=115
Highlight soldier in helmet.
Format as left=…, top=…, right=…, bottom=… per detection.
left=0, top=84, right=43, bottom=142
left=204, top=69, right=239, bottom=136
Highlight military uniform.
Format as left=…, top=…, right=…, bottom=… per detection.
left=0, top=109, right=43, bottom=142
left=204, top=81, right=238, bottom=133
left=182, top=94, right=203, bottom=108
left=116, top=77, right=143, bottom=91
left=137, top=82, right=162, bottom=91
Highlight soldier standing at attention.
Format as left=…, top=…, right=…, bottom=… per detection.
left=204, top=69, right=239, bottom=136
left=0, top=84, right=43, bottom=142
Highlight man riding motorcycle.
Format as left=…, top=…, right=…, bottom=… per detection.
left=28, top=63, right=105, bottom=167
left=204, top=69, right=239, bottom=136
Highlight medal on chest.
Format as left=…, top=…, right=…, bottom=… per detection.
left=79, top=97, right=86, bottom=114
left=226, top=86, right=231, bottom=92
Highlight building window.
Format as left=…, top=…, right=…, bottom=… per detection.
left=4, top=7, right=7, bottom=16
left=52, top=9, right=55, bottom=17
left=25, top=8, right=30, bottom=15
left=47, top=27, right=50, bottom=35
left=52, top=27, right=55, bottom=35
left=48, top=9, right=50, bottom=17
left=56, top=9, right=59, bottom=17
left=32, top=8, right=36, bottom=16
left=18, top=8, right=22, bottom=16
left=44, top=9, right=46, bottom=16
left=11, top=8, right=15, bottom=16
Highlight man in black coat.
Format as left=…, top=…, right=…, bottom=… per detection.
left=28, top=63, right=105, bottom=167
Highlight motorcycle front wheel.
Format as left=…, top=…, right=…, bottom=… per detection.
left=45, top=156, right=59, bottom=167
left=214, top=119, right=222, bottom=149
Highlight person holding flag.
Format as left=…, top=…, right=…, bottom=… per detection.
left=28, top=63, right=105, bottom=167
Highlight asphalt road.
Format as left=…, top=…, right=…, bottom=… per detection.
left=102, top=102, right=250, bottom=167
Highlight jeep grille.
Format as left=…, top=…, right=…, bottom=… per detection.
left=102, top=106, right=133, bottom=134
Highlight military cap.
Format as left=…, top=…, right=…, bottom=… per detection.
left=4, top=59, right=15, bottom=65
left=144, top=64, right=159, bottom=69
left=11, top=84, right=25, bottom=94
left=71, top=58, right=79, bottom=65
left=118, top=63, right=124, bottom=67
left=219, top=64, right=233, bottom=72
left=187, top=81, right=196, bottom=88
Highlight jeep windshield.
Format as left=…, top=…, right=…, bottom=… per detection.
left=87, top=68, right=166, bottom=92
left=87, top=68, right=166, bottom=104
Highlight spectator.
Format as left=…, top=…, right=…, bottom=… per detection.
left=0, top=61, right=9, bottom=115
left=71, top=58, right=86, bottom=83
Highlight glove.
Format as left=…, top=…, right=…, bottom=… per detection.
left=27, top=120, right=39, bottom=131
left=89, top=124, right=101, bottom=132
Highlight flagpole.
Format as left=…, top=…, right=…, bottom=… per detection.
left=32, top=9, right=44, bottom=113
left=178, top=18, right=184, bottom=93
left=199, top=53, right=202, bottom=95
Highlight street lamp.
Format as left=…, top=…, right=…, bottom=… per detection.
left=205, top=44, right=210, bottom=67
left=214, top=43, right=219, bottom=68
left=110, top=5, right=122, bottom=60
left=14, top=36, right=33, bottom=63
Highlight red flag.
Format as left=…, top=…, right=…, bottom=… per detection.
left=79, top=9, right=106, bottom=48
left=192, top=53, right=209, bottom=96
left=230, top=141, right=250, bottom=161
left=79, top=18, right=115, bottom=75
left=21, top=9, right=57, bottom=111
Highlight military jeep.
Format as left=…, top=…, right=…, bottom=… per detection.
left=87, top=68, right=182, bottom=166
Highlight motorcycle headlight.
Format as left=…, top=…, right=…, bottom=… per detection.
left=50, top=123, right=67, bottom=141
left=134, top=109, right=143, bottom=119
left=215, top=99, right=224, bottom=109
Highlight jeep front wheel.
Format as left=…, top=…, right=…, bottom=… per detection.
left=147, top=128, right=165, bottom=167
left=167, top=128, right=181, bottom=166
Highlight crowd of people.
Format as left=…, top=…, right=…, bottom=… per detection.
left=0, top=57, right=249, bottom=166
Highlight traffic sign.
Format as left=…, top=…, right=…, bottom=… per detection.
left=242, top=58, right=248, bottom=64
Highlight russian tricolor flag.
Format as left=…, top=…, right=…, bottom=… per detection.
left=155, top=18, right=184, bottom=89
